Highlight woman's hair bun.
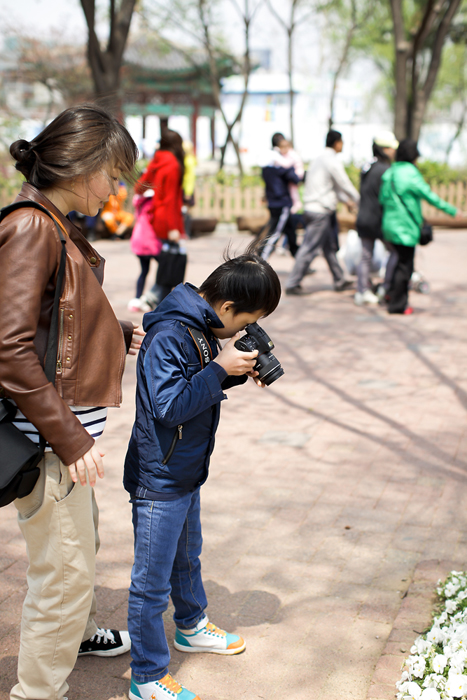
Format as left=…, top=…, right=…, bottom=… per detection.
left=10, top=139, right=37, bottom=178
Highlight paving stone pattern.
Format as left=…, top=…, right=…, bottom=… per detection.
left=1, top=227, right=467, bottom=700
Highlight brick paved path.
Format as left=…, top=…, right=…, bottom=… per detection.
left=1, top=227, right=467, bottom=700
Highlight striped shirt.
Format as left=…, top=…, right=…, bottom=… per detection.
left=13, top=406, right=108, bottom=451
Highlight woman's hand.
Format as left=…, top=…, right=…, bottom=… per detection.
left=67, top=445, right=105, bottom=487
left=129, top=324, right=145, bottom=355
left=168, top=229, right=180, bottom=242
left=214, top=334, right=258, bottom=376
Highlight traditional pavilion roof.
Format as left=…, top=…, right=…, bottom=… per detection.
left=122, top=34, right=238, bottom=101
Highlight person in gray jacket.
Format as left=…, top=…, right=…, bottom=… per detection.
left=286, top=130, right=360, bottom=294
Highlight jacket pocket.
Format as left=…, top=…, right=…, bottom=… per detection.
left=162, top=424, right=183, bottom=465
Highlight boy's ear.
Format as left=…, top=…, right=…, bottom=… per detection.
left=217, top=301, right=235, bottom=317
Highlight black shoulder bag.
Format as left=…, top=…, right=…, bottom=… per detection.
left=390, top=177, right=433, bottom=246
left=156, top=242, right=187, bottom=288
left=0, top=201, right=67, bottom=507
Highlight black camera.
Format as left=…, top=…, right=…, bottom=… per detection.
left=234, top=322, right=284, bottom=386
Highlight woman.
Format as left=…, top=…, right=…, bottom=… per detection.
left=0, top=105, right=143, bottom=700
left=355, top=131, right=398, bottom=306
left=380, top=138, right=459, bottom=314
left=135, top=129, right=185, bottom=307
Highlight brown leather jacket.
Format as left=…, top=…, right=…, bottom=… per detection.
left=0, top=184, right=134, bottom=465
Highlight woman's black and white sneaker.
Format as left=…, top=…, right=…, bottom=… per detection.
left=78, top=628, right=131, bottom=657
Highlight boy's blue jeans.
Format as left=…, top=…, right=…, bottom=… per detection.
left=128, top=489, right=207, bottom=683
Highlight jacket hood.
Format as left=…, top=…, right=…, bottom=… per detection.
left=143, top=283, right=224, bottom=333
left=151, top=149, right=180, bottom=172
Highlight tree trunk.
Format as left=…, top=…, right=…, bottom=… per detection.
left=80, top=0, right=136, bottom=114
left=328, top=11, right=357, bottom=130
left=390, top=0, right=461, bottom=141
left=287, top=27, right=294, bottom=145
left=390, top=0, right=409, bottom=140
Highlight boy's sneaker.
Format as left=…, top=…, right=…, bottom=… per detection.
left=174, top=616, right=245, bottom=655
left=129, top=674, right=200, bottom=700
left=78, top=628, right=131, bottom=657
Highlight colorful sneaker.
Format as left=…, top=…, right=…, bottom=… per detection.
left=174, top=616, right=245, bottom=655
left=129, top=674, right=200, bottom=700
left=78, top=628, right=131, bottom=657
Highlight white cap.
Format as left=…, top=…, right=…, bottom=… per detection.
left=374, top=131, right=399, bottom=149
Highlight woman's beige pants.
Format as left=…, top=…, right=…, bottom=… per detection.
left=10, top=453, right=100, bottom=700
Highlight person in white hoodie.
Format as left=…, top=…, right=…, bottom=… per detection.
left=286, top=130, right=360, bottom=294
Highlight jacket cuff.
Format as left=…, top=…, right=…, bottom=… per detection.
left=119, top=320, right=134, bottom=354
left=200, top=362, right=227, bottom=399
left=210, top=361, right=228, bottom=383
left=55, top=433, right=95, bottom=466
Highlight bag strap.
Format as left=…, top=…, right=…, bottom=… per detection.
left=187, top=327, right=213, bottom=369
left=390, top=176, right=420, bottom=229
left=0, top=202, right=67, bottom=450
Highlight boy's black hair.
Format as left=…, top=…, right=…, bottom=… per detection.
left=326, top=129, right=342, bottom=148
left=396, top=138, right=420, bottom=163
left=272, top=132, right=286, bottom=148
left=199, top=243, right=281, bottom=317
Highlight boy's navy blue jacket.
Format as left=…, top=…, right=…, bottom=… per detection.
left=262, top=165, right=299, bottom=209
left=124, top=283, right=247, bottom=498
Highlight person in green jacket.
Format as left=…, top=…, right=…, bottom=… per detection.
left=379, top=138, right=459, bottom=314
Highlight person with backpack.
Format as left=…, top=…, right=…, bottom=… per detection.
left=0, top=105, right=144, bottom=700
left=354, top=131, right=398, bottom=306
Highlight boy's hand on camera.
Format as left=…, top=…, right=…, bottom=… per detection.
left=247, top=370, right=265, bottom=388
left=214, top=333, right=258, bottom=375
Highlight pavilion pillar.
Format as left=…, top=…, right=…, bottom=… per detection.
left=190, top=101, right=199, bottom=154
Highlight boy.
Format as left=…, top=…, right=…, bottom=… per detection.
left=124, top=250, right=281, bottom=700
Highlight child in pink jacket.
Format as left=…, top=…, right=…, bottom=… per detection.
left=128, top=191, right=162, bottom=312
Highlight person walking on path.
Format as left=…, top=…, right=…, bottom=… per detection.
left=127, top=189, right=162, bottom=312
left=123, top=251, right=281, bottom=700
left=354, top=131, right=398, bottom=306
left=286, top=129, right=360, bottom=295
left=259, top=133, right=301, bottom=260
left=182, top=140, right=197, bottom=238
left=135, top=129, right=186, bottom=307
left=379, top=138, right=460, bottom=314
left=0, top=105, right=144, bottom=700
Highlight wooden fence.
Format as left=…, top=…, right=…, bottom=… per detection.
left=191, top=177, right=467, bottom=227
left=191, top=179, right=267, bottom=222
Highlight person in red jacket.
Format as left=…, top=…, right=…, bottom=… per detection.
left=135, top=129, right=185, bottom=306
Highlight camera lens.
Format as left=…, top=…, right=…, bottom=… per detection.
left=255, top=352, right=284, bottom=385
left=258, top=362, right=284, bottom=385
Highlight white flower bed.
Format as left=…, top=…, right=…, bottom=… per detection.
left=396, top=572, right=467, bottom=700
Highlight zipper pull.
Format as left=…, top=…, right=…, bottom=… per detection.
left=56, top=360, right=62, bottom=374
left=178, top=425, right=183, bottom=439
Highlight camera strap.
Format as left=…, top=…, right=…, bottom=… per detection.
left=187, top=327, right=213, bottom=369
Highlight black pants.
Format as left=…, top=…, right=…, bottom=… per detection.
left=388, top=244, right=415, bottom=314
left=136, top=255, right=155, bottom=298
